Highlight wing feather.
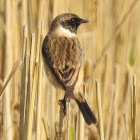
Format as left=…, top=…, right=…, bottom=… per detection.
left=42, top=34, right=83, bottom=90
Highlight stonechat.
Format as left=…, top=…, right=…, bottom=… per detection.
left=42, top=13, right=97, bottom=125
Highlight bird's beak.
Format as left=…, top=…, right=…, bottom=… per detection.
left=78, top=19, right=89, bottom=24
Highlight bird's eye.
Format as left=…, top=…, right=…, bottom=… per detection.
left=71, top=19, right=76, bottom=24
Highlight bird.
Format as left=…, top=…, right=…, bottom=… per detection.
left=42, top=13, right=97, bottom=125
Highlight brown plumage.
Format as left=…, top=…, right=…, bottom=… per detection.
left=42, top=34, right=82, bottom=91
left=42, top=13, right=97, bottom=125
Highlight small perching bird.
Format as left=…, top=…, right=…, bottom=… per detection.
left=42, top=13, right=97, bottom=125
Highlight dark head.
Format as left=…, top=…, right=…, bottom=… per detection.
left=50, top=13, right=89, bottom=34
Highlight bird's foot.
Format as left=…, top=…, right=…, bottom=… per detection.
left=58, top=99, right=66, bottom=117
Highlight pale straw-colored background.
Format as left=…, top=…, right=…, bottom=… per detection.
left=0, top=0, right=140, bottom=140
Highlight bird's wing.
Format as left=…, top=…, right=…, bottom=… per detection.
left=42, top=35, right=83, bottom=90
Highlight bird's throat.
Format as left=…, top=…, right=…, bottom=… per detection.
left=56, top=26, right=77, bottom=37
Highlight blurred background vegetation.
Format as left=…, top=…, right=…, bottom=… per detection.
left=0, top=0, right=140, bottom=140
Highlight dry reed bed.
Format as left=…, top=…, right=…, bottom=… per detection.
left=0, top=0, right=140, bottom=140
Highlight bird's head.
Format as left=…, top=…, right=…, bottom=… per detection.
left=50, top=13, right=89, bottom=36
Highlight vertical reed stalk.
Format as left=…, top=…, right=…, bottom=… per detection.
left=23, top=32, right=35, bottom=140
left=75, top=115, right=79, bottom=140
left=19, top=25, right=28, bottom=140
left=96, top=80, right=104, bottom=140
left=113, top=66, right=119, bottom=140
left=79, top=112, right=85, bottom=140
left=105, top=85, right=115, bottom=140
left=36, top=22, right=44, bottom=140
left=42, top=117, right=50, bottom=140
left=97, top=0, right=103, bottom=81
left=26, top=26, right=41, bottom=140
left=57, top=101, right=64, bottom=140
left=2, top=0, right=13, bottom=139
left=131, top=74, right=136, bottom=140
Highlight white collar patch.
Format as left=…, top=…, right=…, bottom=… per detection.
left=57, top=26, right=77, bottom=37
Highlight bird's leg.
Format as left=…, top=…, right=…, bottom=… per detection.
left=58, top=97, right=66, bottom=117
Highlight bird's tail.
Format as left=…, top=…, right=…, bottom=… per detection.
left=74, top=98, right=97, bottom=125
